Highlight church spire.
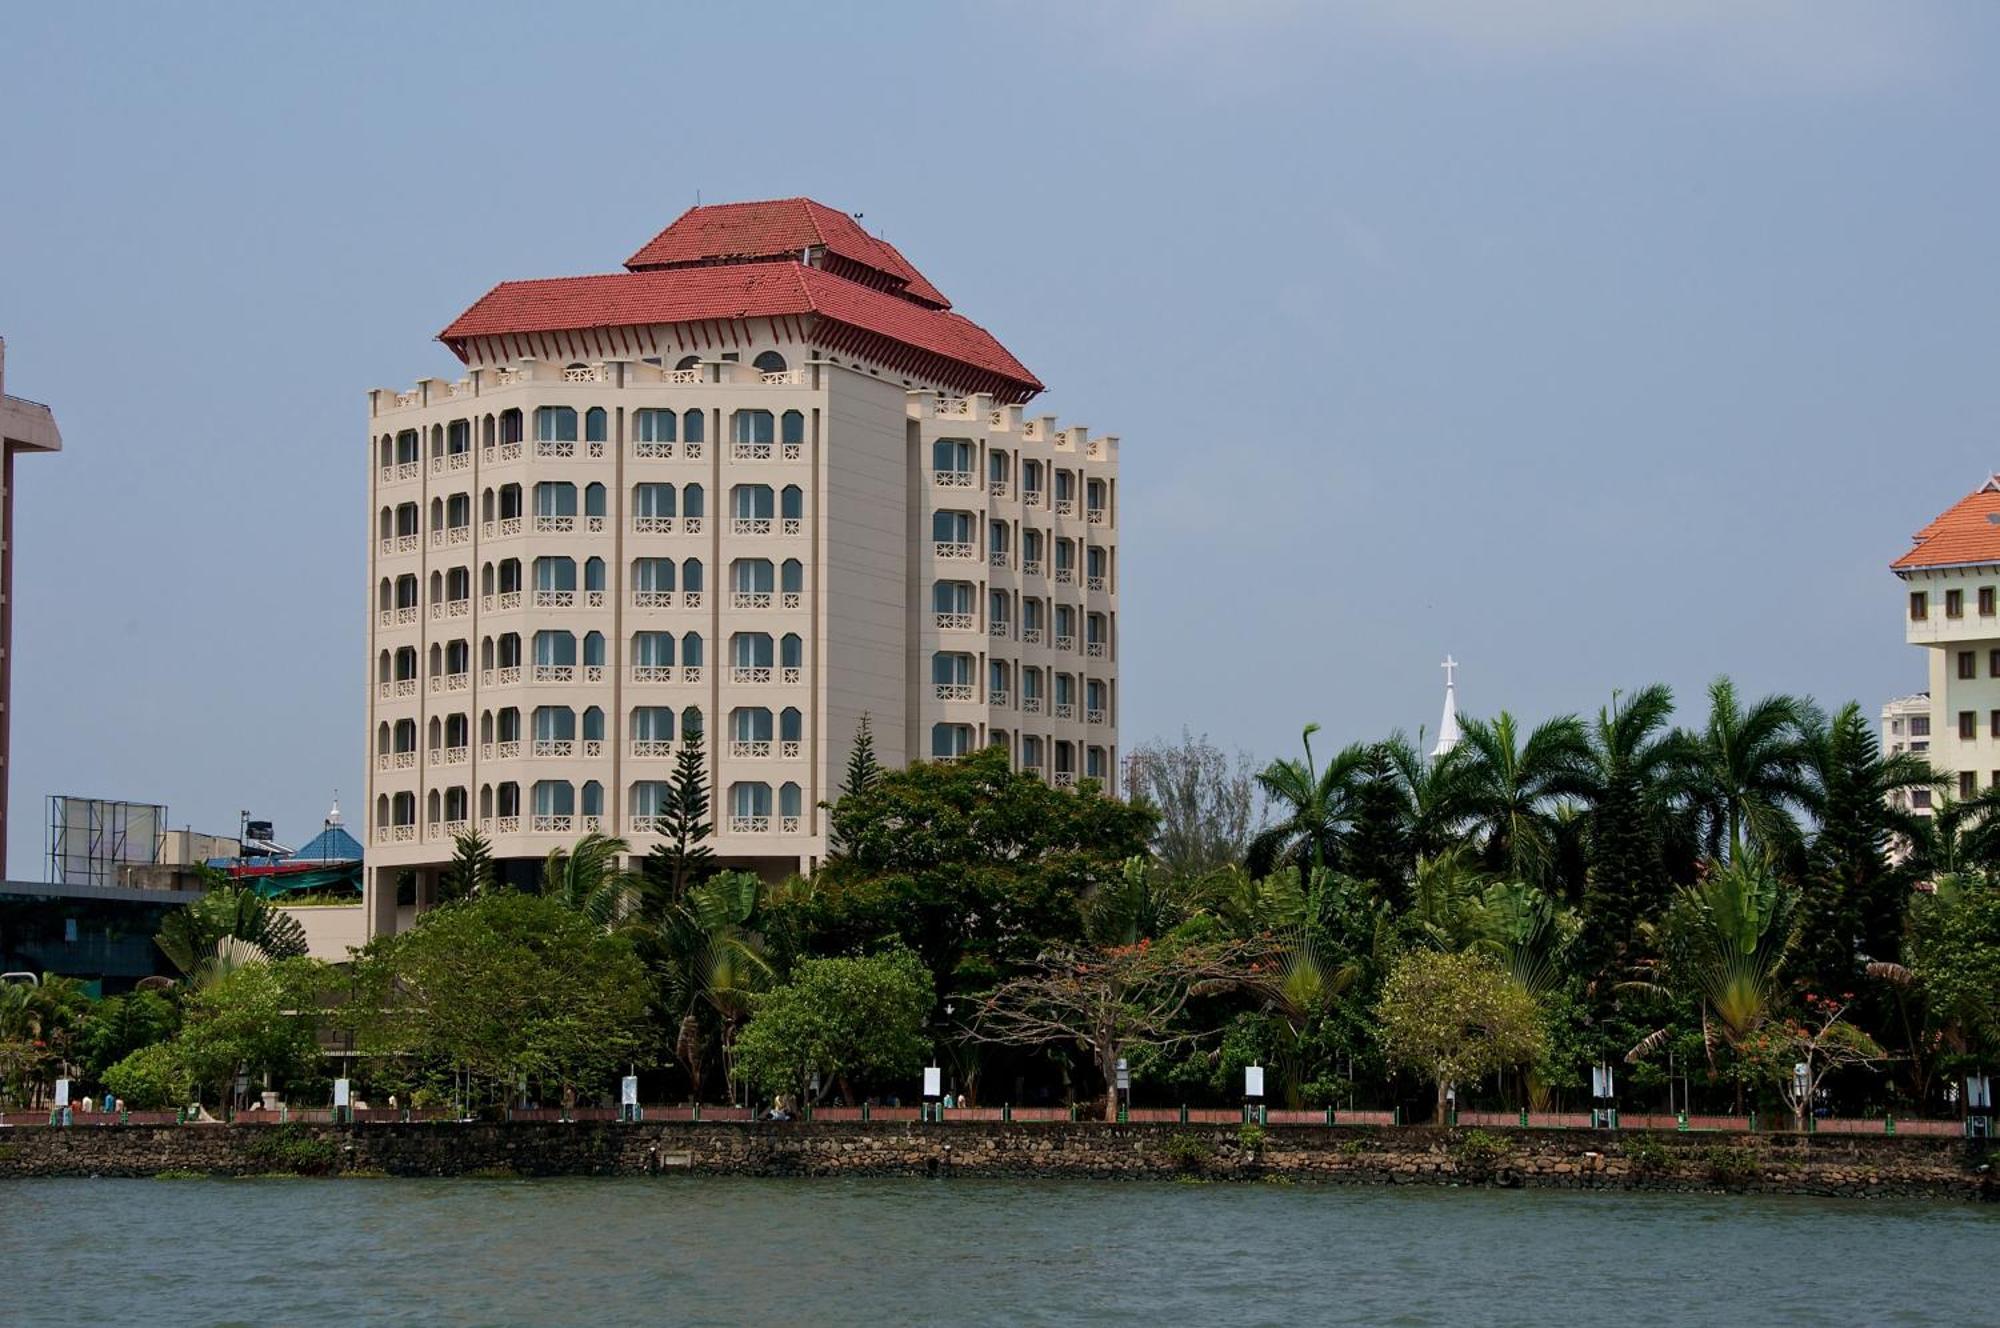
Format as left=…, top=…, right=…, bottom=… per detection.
left=1432, top=656, right=1462, bottom=759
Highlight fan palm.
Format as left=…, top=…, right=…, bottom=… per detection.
left=1457, top=711, right=1592, bottom=889
left=1246, top=725, right=1373, bottom=879
left=155, top=885, right=307, bottom=978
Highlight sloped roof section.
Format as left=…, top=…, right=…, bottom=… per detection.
left=624, top=198, right=951, bottom=309
left=439, top=252, right=1042, bottom=401
left=1892, top=477, right=2000, bottom=570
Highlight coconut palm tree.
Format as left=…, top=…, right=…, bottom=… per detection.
left=1456, top=710, right=1592, bottom=889
left=1245, top=725, right=1372, bottom=879
left=1683, top=677, right=1813, bottom=863
left=539, top=831, right=639, bottom=929
left=1382, top=732, right=1477, bottom=863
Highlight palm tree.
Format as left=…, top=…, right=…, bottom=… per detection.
left=1457, top=711, right=1592, bottom=889
left=1245, top=725, right=1372, bottom=879
left=1577, top=684, right=1691, bottom=970
left=539, top=831, right=639, bottom=929
left=1383, top=733, right=1477, bottom=860
left=155, top=884, right=308, bottom=978
left=647, top=871, right=773, bottom=1104
left=1684, top=677, right=1812, bottom=863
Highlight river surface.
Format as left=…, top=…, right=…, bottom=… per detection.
left=3, top=1177, right=1994, bottom=1326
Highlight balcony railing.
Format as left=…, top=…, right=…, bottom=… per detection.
left=1054, top=702, right=1076, bottom=721
left=1086, top=641, right=1107, bottom=659
left=430, top=745, right=469, bottom=767
left=563, top=365, right=604, bottom=383
left=732, top=442, right=773, bottom=461
left=633, top=516, right=679, bottom=534
left=731, top=667, right=773, bottom=685
left=483, top=591, right=523, bottom=612
left=989, top=478, right=1010, bottom=499
left=378, top=824, right=418, bottom=844
left=780, top=741, right=801, bottom=760
left=781, top=667, right=801, bottom=685
left=780, top=815, right=801, bottom=834
left=989, top=688, right=1011, bottom=707
left=532, top=815, right=574, bottom=833
left=583, top=739, right=603, bottom=758
left=989, top=549, right=1010, bottom=568
left=534, top=515, right=575, bottom=534
left=535, top=439, right=576, bottom=459
left=535, top=589, right=576, bottom=608
left=628, top=814, right=664, bottom=834
left=934, top=683, right=975, bottom=703
left=483, top=517, right=523, bottom=539
left=533, top=665, right=574, bottom=684
left=390, top=605, right=418, bottom=626
left=990, top=620, right=1011, bottom=640
left=1087, top=575, right=1107, bottom=593
left=1087, top=708, right=1107, bottom=725
left=533, top=740, right=574, bottom=758
left=732, top=518, right=773, bottom=536
left=729, top=816, right=771, bottom=835
left=1055, top=567, right=1075, bottom=586
left=630, top=741, right=675, bottom=759
left=383, top=461, right=420, bottom=484
left=394, top=678, right=417, bottom=698
left=732, top=592, right=773, bottom=609
left=1055, top=634, right=1076, bottom=653
left=431, top=598, right=470, bottom=622
left=1022, top=488, right=1043, bottom=507
left=1055, top=498, right=1076, bottom=517
left=1087, top=507, right=1108, bottom=526
left=1022, top=627, right=1044, bottom=645
left=494, top=816, right=521, bottom=835
left=782, top=591, right=800, bottom=609
left=429, top=671, right=470, bottom=695
left=482, top=666, right=522, bottom=688
left=630, top=665, right=676, bottom=684
left=933, top=469, right=976, bottom=489
left=933, top=542, right=976, bottom=560
left=438, top=818, right=469, bottom=838
left=934, top=612, right=974, bottom=632
left=730, top=741, right=772, bottom=759
left=1022, top=559, right=1045, bottom=577
left=782, top=518, right=802, bottom=536
left=633, top=591, right=675, bottom=609
left=1053, top=771, right=1077, bottom=790
left=482, top=741, right=521, bottom=761
left=1023, top=696, right=1044, bottom=714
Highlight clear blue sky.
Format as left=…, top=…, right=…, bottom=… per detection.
left=3, top=2, right=1997, bottom=874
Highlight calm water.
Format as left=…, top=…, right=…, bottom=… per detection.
left=3, top=1177, right=1995, bottom=1327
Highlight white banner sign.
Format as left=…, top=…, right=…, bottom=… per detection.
left=922, top=1066, right=942, bottom=1099
left=332, top=1078, right=351, bottom=1108
left=53, top=1078, right=70, bottom=1108
left=621, top=1075, right=639, bottom=1107
left=1244, top=1066, right=1265, bottom=1099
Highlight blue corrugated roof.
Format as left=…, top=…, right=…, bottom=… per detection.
left=290, top=825, right=364, bottom=862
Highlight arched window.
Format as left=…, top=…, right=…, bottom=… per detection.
left=496, top=633, right=522, bottom=668
left=779, top=782, right=802, bottom=823
left=780, top=410, right=804, bottom=447
left=781, top=485, right=803, bottom=521
left=582, top=707, right=605, bottom=743
left=584, top=558, right=605, bottom=593
left=499, top=409, right=523, bottom=446
left=585, top=407, right=607, bottom=443
left=753, top=350, right=787, bottom=374
left=682, top=408, right=705, bottom=443
left=632, top=780, right=670, bottom=818
left=682, top=559, right=704, bottom=594
left=683, top=483, right=705, bottom=518
left=780, top=633, right=802, bottom=670
left=932, top=652, right=974, bottom=689
left=582, top=781, right=604, bottom=818
left=584, top=483, right=606, bottom=518
left=675, top=355, right=701, bottom=372
left=534, top=406, right=578, bottom=442
left=780, top=559, right=803, bottom=597
left=497, top=781, right=521, bottom=817
left=583, top=631, right=605, bottom=668
left=682, top=705, right=704, bottom=736
left=681, top=635, right=704, bottom=669
left=779, top=708, right=802, bottom=743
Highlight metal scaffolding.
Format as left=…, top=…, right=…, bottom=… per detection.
left=45, top=796, right=167, bottom=886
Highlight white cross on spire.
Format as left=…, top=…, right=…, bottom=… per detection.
left=1432, top=655, right=1463, bottom=759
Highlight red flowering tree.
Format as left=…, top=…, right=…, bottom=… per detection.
left=968, top=939, right=1267, bottom=1121
left=1736, top=993, right=1886, bottom=1131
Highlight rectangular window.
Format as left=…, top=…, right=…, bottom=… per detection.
left=1947, top=588, right=1965, bottom=618
left=1911, top=591, right=1928, bottom=620
left=1960, top=651, right=1977, bottom=680
left=1911, top=715, right=1931, bottom=737
left=1960, top=711, right=1977, bottom=740
left=1962, top=771, right=1978, bottom=798
left=1992, top=650, right=2000, bottom=678
left=1989, top=710, right=1998, bottom=739
left=1982, top=587, right=1995, bottom=617
left=1912, top=788, right=1933, bottom=810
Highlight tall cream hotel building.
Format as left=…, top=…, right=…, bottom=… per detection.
left=365, top=200, right=1119, bottom=934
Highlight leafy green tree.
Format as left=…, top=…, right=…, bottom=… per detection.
left=173, top=958, right=329, bottom=1107
left=101, top=1042, right=190, bottom=1110
left=78, top=989, right=180, bottom=1082
left=1246, top=724, right=1370, bottom=879
left=812, top=745, right=1155, bottom=996
left=1456, top=710, right=1592, bottom=891
left=1343, top=742, right=1414, bottom=907
left=646, top=871, right=773, bottom=1103
left=155, top=885, right=308, bottom=977
left=1903, top=875, right=2000, bottom=1059
left=1126, top=728, right=1260, bottom=881
left=643, top=725, right=716, bottom=904
left=438, top=829, right=497, bottom=904
left=1376, top=948, right=1546, bottom=1122
left=344, top=892, right=648, bottom=1104
left=734, top=947, right=934, bottom=1106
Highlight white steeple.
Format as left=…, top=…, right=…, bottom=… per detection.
left=1431, top=656, right=1462, bottom=759
left=326, top=792, right=343, bottom=828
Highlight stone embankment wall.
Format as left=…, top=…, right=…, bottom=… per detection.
left=0, top=1122, right=1991, bottom=1200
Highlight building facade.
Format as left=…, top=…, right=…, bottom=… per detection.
left=365, top=199, right=1120, bottom=936
left=1892, top=475, right=2000, bottom=803
left=1880, top=691, right=1932, bottom=818
left=0, top=339, right=62, bottom=869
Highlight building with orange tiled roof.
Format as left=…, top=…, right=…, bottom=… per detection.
left=362, top=200, right=1119, bottom=938
left=1891, top=476, right=2000, bottom=808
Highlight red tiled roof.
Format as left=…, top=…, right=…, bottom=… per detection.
left=1892, top=479, right=2000, bottom=570
left=438, top=259, right=1041, bottom=401
left=623, top=198, right=951, bottom=309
